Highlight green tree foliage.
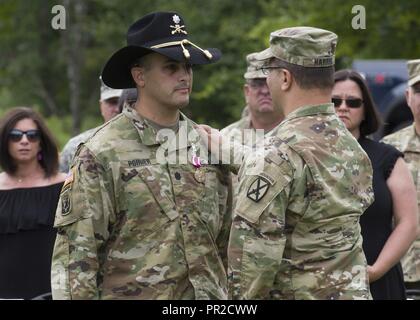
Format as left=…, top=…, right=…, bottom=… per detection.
left=0, top=0, right=418, bottom=149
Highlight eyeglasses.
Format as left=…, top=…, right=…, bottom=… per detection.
left=8, top=129, right=40, bottom=142
left=332, top=97, right=363, bottom=109
left=260, top=66, right=283, bottom=75
left=247, top=79, right=268, bottom=89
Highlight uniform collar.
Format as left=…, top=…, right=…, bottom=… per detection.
left=283, top=103, right=335, bottom=123
left=122, top=106, right=195, bottom=149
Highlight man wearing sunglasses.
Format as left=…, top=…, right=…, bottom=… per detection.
left=222, top=52, right=283, bottom=141
left=382, top=59, right=420, bottom=294
left=227, top=27, right=374, bottom=300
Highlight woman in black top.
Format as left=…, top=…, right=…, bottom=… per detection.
left=333, top=70, right=418, bottom=299
left=0, top=107, right=66, bottom=299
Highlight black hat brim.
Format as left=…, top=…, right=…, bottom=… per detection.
left=102, top=45, right=222, bottom=89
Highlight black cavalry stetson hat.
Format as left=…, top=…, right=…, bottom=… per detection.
left=101, top=11, right=222, bottom=89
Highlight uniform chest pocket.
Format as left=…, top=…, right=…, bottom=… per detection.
left=169, top=164, right=228, bottom=239
left=117, top=166, right=179, bottom=240
left=196, top=166, right=229, bottom=236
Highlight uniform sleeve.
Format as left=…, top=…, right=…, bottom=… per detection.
left=215, top=167, right=233, bottom=270
left=51, top=146, right=115, bottom=300
left=228, top=155, right=294, bottom=299
left=59, top=141, right=75, bottom=173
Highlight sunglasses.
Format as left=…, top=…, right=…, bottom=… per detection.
left=247, top=79, right=268, bottom=89
left=8, top=129, right=40, bottom=142
left=332, top=98, right=363, bottom=109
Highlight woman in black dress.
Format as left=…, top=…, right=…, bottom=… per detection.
left=333, top=70, right=418, bottom=299
left=0, top=107, right=66, bottom=299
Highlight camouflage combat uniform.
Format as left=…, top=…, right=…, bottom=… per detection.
left=228, top=103, right=374, bottom=300
left=221, top=115, right=268, bottom=209
left=59, top=128, right=97, bottom=173
left=221, top=113, right=253, bottom=144
left=51, top=106, right=231, bottom=300
left=382, top=124, right=420, bottom=283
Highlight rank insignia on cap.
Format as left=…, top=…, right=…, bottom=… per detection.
left=247, top=177, right=269, bottom=202
left=173, top=14, right=180, bottom=24
left=170, top=14, right=187, bottom=35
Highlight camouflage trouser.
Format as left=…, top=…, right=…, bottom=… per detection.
left=405, top=281, right=420, bottom=300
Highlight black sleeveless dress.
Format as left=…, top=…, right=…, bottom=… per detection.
left=359, top=137, right=406, bottom=300
left=0, top=182, right=63, bottom=299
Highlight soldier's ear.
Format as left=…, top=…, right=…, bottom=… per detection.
left=131, top=67, right=145, bottom=87
left=280, top=69, right=292, bottom=91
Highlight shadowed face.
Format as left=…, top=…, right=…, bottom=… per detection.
left=100, top=97, right=120, bottom=122
left=244, top=78, right=273, bottom=114
left=137, top=53, right=193, bottom=110
left=407, top=82, right=420, bottom=123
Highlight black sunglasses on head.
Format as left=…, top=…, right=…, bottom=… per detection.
left=332, top=97, right=363, bottom=109
left=8, top=129, right=40, bottom=142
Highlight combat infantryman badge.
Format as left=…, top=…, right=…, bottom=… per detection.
left=247, top=177, right=269, bottom=202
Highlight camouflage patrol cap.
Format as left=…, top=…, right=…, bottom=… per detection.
left=244, top=52, right=267, bottom=79
left=255, top=26, right=338, bottom=67
left=407, top=59, right=420, bottom=86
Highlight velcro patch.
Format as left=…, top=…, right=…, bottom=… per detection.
left=247, top=177, right=270, bottom=202
left=61, top=187, right=72, bottom=216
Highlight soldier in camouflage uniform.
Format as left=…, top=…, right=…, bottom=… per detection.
left=228, top=27, right=374, bottom=300
left=51, top=11, right=231, bottom=300
left=221, top=52, right=283, bottom=144
left=221, top=53, right=283, bottom=207
left=59, top=82, right=122, bottom=173
left=382, top=59, right=420, bottom=291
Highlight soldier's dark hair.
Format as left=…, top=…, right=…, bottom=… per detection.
left=0, top=107, right=59, bottom=177
left=334, top=69, right=382, bottom=137
left=272, top=58, right=335, bottom=90
left=130, top=54, right=152, bottom=70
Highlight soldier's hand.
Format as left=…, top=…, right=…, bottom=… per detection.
left=195, top=124, right=222, bottom=155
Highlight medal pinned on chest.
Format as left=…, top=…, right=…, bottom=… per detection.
left=190, top=144, right=202, bottom=168
left=191, top=144, right=205, bottom=183
left=194, top=168, right=206, bottom=184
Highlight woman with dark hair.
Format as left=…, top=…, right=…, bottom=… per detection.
left=0, top=107, right=66, bottom=299
left=333, top=70, right=418, bottom=299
